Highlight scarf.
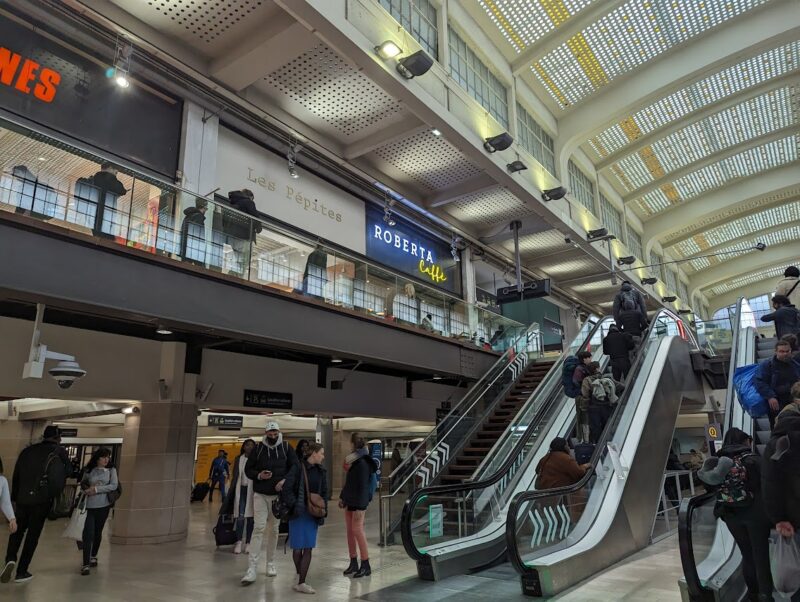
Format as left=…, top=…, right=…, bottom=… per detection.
left=345, top=447, right=369, bottom=468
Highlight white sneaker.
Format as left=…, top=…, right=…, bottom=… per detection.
left=241, top=568, right=256, bottom=585
left=294, top=583, right=316, bottom=594
left=267, top=562, right=277, bottom=577
left=234, top=541, right=242, bottom=554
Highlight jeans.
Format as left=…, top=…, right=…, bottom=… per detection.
left=209, top=477, right=226, bottom=502
left=248, top=494, right=279, bottom=572
left=235, top=486, right=254, bottom=544
left=82, top=506, right=111, bottom=566
left=5, top=502, right=50, bottom=573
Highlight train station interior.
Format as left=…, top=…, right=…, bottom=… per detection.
left=0, top=0, right=798, bottom=600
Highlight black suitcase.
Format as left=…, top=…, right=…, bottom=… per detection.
left=191, top=482, right=210, bottom=502
left=574, top=442, right=595, bottom=465
left=213, top=514, right=238, bottom=547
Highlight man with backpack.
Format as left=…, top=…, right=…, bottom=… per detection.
left=612, top=282, right=647, bottom=330
left=760, top=294, right=800, bottom=339
left=698, top=428, right=772, bottom=602
left=242, top=421, right=299, bottom=585
left=754, top=340, right=800, bottom=429
left=581, top=362, right=618, bottom=444
left=563, top=351, right=592, bottom=443
left=2, top=425, right=70, bottom=583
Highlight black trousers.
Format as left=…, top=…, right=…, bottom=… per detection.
left=588, top=404, right=613, bottom=444
left=721, top=506, right=773, bottom=598
left=5, top=502, right=50, bottom=573
left=82, top=506, right=111, bottom=566
left=610, top=358, right=631, bottom=381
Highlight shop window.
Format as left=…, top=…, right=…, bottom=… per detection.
left=379, top=0, right=438, bottom=59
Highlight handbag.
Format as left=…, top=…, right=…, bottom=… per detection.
left=107, top=482, right=123, bottom=506
left=302, top=465, right=326, bottom=519
left=272, top=496, right=291, bottom=520
left=62, top=493, right=88, bottom=541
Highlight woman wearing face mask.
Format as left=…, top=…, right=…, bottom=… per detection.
left=79, top=448, right=118, bottom=576
left=222, top=439, right=256, bottom=554
left=339, top=433, right=377, bottom=578
left=281, top=443, right=327, bottom=594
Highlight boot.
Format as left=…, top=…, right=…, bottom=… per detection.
left=343, top=558, right=359, bottom=576
left=353, top=559, right=371, bottom=578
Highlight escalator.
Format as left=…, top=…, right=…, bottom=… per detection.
left=398, top=316, right=616, bottom=580
left=379, top=319, right=558, bottom=546
left=678, top=298, right=775, bottom=601
left=501, top=309, right=705, bottom=597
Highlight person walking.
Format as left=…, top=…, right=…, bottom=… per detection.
left=698, top=428, right=772, bottom=602
left=208, top=450, right=229, bottom=503
left=221, top=439, right=255, bottom=555
left=0, top=457, right=16, bottom=538
left=242, top=421, right=299, bottom=585
left=753, top=340, right=800, bottom=429
left=340, top=433, right=377, bottom=579
left=281, top=442, right=328, bottom=594
left=602, top=325, right=635, bottom=381
left=179, top=198, right=208, bottom=265
left=79, top=448, right=119, bottom=576
left=2, top=426, right=70, bottom=583
left=760, top=294, right=800, bottom=339
left=775, top=266, right=800, bottom=308
left=88, top=162, right=127, bottom=238
left=612, top=281, right=647, bottom=329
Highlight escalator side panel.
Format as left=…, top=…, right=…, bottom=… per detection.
left=533, top=337, right=706, bottom=596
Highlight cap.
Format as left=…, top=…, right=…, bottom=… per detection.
left=43, top=425, right=61, bottom=440
left=265, top=421, right=280, bottom=432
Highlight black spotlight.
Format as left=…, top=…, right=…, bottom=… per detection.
left=507, top=160, right=527, bottom=173
left=641, top=277, right=658, bottom=285
left=396, top=50, right=434, bottom=79
left=678, top=309, right=692, bottom=314
left=586, top=227, right=608, bottom=240
left=484, top=133, right=514, bottom=153
left=542, top=187, right=567, bottom=201
left=617, top=256, right=636, bottom=266
left=754, top=242, right=767, bottom=251
left=662, top=296, right=677, bottom=303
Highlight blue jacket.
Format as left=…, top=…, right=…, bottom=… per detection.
left=209, top=457, right=229, bottom=480
left=754, top=356, right=800, bottom=403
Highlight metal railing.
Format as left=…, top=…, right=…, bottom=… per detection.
left=651, top=469, right=697, bottom=543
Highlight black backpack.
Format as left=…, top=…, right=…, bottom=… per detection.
left=34, top=452, right=67, bottom=503
left=620, top=290, right=637, bottom=311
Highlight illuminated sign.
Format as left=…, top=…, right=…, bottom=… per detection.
left=0, top=47, right=60, bottom=102
left=364, top=206, right=461, bottom=295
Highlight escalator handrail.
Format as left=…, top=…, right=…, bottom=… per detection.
left=504, top=308, right=697, bottom=575
left=678, top=492, right=717, bottom=601
left=723, top=297, right=746, bottom=433
left=385, top=319, right=544, bottom=492
left=399, top=316, right=613, bottom=561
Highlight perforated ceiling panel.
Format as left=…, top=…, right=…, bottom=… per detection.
left=707, top=265, right=785, bottom=295
left=686, top=225, right=800, bottom=272
left=534, top=253, right=600, bottom=278
left=372, top=131, right=483, bottom=191
left=109, top=0, right=276, bottom=55
left=445, top=187, right=535, bottom=227
left=264, top=43, right=403, bottom=138
left=517, top=229, right=573, bottom=255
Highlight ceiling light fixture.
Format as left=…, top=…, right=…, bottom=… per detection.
left=375, top=40, right=402, bottom=60
left=542, top=187, right=567, bottom=202
left=754, top=242, right=767, bottom=251
left=383, top=193, right=396, bottom=227
left=330, top=357, right=343, bottom=364
left=617, top=256, right=636, bottom=266
left=641, top=277, right=658, bottom=285
left=431, top=128, right=442, bottom=137
left=109, top=38, right=133, bottom=89
left=507, top=160, right=527, bottom=173
left=287, top=140, right=301, bottom=179
left=121, top=406, right=140, bottom=415
left=678, top=309, right=692, bottom=315
left=483, top=133, right=514, bottom=153
left=586, top=227, right=609, bottom=240
left=432, top=375, right=443, bottom=380
left=662, top=296, right=677, bottom=303
left=396, top=50, right=433, bottom=79
left=156, top=325, right=172, bottom=335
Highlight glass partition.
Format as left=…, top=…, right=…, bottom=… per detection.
left=0, top=121, right=526, bottom=349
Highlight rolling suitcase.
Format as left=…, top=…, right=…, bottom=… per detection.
left=213, top=514, right=238, bottom=547
left=191, top=482, right=210, bottom=502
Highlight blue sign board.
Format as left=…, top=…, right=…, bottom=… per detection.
left=364, top=206, right=462, bottom=295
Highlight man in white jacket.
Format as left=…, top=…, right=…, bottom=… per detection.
left=775, top=266, right=800, bottom=308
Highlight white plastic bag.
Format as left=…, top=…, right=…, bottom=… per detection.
left=62, top=494, right=87, bottom=541
left=770, top=531, right=800, bottom=597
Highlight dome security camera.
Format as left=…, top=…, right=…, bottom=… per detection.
left=48, top=360, right=86, bottom=389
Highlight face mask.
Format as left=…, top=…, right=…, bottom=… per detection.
left=266, top=436, right=278, bottom=444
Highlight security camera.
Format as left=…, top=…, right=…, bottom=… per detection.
left=48, top=360, right=86, bottom=389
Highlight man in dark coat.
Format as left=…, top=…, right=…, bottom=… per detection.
left=602, top=325, right=635, bottom=381
left=612, top=281, right=647, bottom=328
left=761, top=294, right=800, bottom=339
left=179, top=198, right=208, bottom=265
left=754, top=340, right=800, bottom=428
left=223, top=189, right=262, bottom=276
left=89, top=162, right=127, bottom=238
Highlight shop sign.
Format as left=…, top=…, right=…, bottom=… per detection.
left=59, top=428, right=78, bottom=437
left=364, top=206, right=461, bottom=294
left=207, top=414, right=244, bottom=428
left=0, top=15, right=182, bottom=177
left=216, top=127, right=366, bottom=252
left=243, top=389, right=293, bottom=410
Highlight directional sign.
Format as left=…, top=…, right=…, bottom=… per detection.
left=429, top=504, right=444, bottom=539
left=705, top=422, right=722, bottom=442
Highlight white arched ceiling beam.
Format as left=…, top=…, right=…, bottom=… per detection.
left=553, top=1, right=798, bottom=180
left=689, top=241, right=797, bottom=300
left=642, top=165, right=800, bottom=256
left=596, top=74, right=800, bottom=171
left=674, top=221, right=800, bottom=260
left=509, top=0, right=628, bottom=75
left=712, top=280, right=784, bottom=316
left=621, top=127, right=799, bottom=203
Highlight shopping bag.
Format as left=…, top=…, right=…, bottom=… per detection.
left=733, top=364, right=768, bottom=418
left=62, top=494, right=87, bottom=541
left=770, top=531, right=800, bottom=597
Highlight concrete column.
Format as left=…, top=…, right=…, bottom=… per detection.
left=178, top=102, right=219, bottom=197
left=316, top=416, right=334, bottom=499
left=111, top=343, right=198, bottom=545
left=463, top=247, right=480, bottom=337
left=331, top=427, right=356, bottom=493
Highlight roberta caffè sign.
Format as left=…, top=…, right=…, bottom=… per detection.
left=365, top=206, right=462, bottom=295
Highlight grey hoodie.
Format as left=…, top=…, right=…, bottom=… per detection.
left=82, top=467, right=118, bottom=509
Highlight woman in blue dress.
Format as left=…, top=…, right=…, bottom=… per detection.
left=281, top=442, right=327, bottom=594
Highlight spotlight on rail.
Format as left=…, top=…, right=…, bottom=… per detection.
left=678, top=309, right=692, bottom=315
left=617, top=256, right=636, bottom=266
left=662, top=296, right=677, bottom=303
left=507, top=160, right=527, bottom=174
left=542, top=187, right=567, bottom=202
left=754, top=242, right=767, bottom=251
left=483, top=133, right=513, bottom=153
left=396, top=50, right=433, bottom=79
left=641, top=277, right=658, bottom=285
left=586, top=228, right=608, bottom=240
left=375, top=40, right=402, bottom=60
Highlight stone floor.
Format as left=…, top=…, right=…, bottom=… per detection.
left=1, top=498, right=686, bottom=601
